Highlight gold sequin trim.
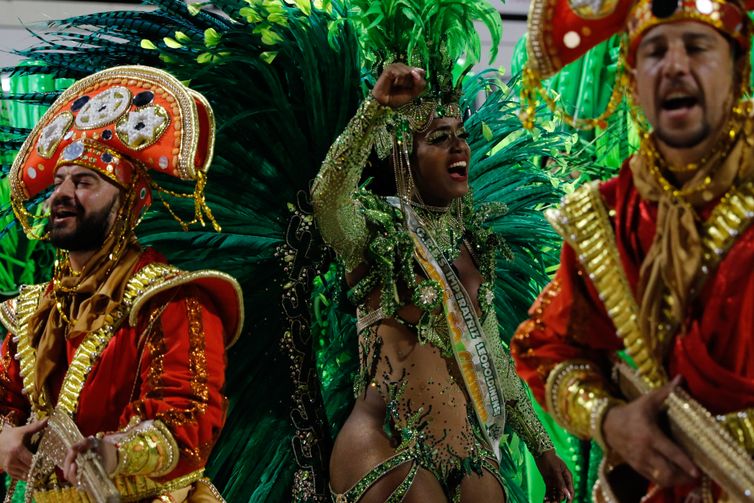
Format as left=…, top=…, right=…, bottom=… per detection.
left=546, top=182, right=665, bottom=388
left=11, top=264, right=180, bottom=419
left=156, top=297, right=209, bottom=428
left=56, top=264, right=172, bottom=417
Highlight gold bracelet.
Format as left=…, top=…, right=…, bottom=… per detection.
left=111, top=420, right=179, bottom=478
left=546, top=359, right=618, bottom=439
left=589, top=397, right=625, bottom=452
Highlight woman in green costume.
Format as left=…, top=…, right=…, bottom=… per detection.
left=313, top=48, right=574, bottom=503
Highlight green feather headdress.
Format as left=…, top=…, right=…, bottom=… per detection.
left=349, top=0, right=503, bottom=157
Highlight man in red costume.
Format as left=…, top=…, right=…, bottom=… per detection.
left=512, top=0, right=754, bottom=500
left=0, top=66, right=243, bottom=502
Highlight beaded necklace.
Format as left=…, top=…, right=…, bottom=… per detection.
left=411, top=200, right=465, bottom=262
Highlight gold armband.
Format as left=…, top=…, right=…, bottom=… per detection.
left=111, top=420, right=179, bottom=478
left=546, top=359, right=623, bottom=448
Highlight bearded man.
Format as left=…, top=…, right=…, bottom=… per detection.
left=0, top=66, right=242, bottom=502
left=511, top=0, right=754, bottom=500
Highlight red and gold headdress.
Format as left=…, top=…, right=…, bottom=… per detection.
left=521, top=0, right=753, bottom=129
left=10, top=65, right=217, bottom=237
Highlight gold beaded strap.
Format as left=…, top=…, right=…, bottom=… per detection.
left=613, top=361, right=754, bottom=501
left=546, top=182, right=666, bottom=388
left=666, top=389, right=754, bottom=502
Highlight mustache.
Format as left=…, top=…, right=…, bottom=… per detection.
left=659, top=78, right=700, bottom=100
left=51, top=198, right=84, bottom=217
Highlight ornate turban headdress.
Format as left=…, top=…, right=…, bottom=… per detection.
left=10, top=65, right=217, bottom=239
left=520, top=0, right=754, bottom=129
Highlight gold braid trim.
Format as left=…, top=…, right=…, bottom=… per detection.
left=12, top=267, right=166, bottom=419
left=11, top=284, right=48, bottom=415
left=545, top=182, right=666, bottom=388
left=545, top=359, right=623, bottom=450
left=32, top=469, right=206, bottom=503
left=0, top=297, right=18, bottom=334
left=112, top=419, right=180, bottom=478
left=701, top=181, right=754, bottom=272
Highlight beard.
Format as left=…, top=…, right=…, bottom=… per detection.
left=654, top=119, right=711, bottom=149
left=49, top=198, right=117, bottom=251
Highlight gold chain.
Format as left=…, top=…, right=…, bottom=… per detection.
left=639, top=102, right=746, bottom=199
left=520, top=51, right=629, bottom=131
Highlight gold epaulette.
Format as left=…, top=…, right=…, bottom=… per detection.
left=126, top=263, right=243, bottom=348
left=546, top=182, right=666, bottom=388
left=9, top=284, right=49, bottom=413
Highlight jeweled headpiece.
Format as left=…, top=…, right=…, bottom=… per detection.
left=350, top=0, right=502, bottom=159
left=521, top=0, right=753, bottom=129
left=10, top=65, right=217, bottom=238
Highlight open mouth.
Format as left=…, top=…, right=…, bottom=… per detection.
left=661, top=93, right=699, bottom=112
left=448, top=160, right=468, bottom=180
left=52, top=208, right=78, bottom=223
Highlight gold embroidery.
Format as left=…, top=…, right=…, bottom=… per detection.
left=548, top=181, right=754, bottom=391
left=179, top=442, right=214, bottom=467
left=163, top=298, right=208, bottom=427
left=56, top=264, right=173, bottom=417
left=145, top=323, right=168, bottom=400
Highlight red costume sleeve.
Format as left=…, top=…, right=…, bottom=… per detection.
left=122, top=286, right=227, bottom=480
left=0, top=334, right=30, bottom=425
left=511, top=243, right=623, bottom=405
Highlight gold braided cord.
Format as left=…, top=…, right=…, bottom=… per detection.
left=519, top=40, right=629, bottom=131
left=11, top=197, right=50, bottom=241
left=152, top=170, right=221, bottom=232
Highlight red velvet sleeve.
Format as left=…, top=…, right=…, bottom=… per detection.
left=0, top=334, right=30, bottom=425
left=122, top=286, right=227, bottom=480
left=511, top=242, right=624, bottom=406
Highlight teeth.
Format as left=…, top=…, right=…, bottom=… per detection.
left=449, top=161, right=467, bottom=169
left=665, top=92, right=692, bottom=101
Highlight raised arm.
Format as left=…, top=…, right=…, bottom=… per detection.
left=312, top=63, right=426, bottom=271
